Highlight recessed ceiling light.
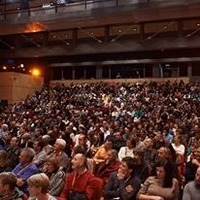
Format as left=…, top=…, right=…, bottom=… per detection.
left=118, top=29, right=122, bottom=33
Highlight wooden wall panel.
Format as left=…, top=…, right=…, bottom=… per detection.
left=0, top=72, right=44, bottom=104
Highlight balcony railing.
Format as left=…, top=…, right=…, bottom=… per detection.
left=0, top=0, right=200, bottom=20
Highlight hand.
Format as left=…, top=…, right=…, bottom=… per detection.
left=16, top=178, right=25, bottom=187
left=153, top=196, right=164, bottom=200
left=117, top=169, right=125, bottom=180
left=125, top=185, right=133, bottom=193
left=192, top=159, right=200, bottom=166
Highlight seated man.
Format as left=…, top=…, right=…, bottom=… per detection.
left=59, top=153, right=103, bottom=200
left=183, top=166, right=200, bottom=200
left=12, top=147, right=38, bottom=193
left=93, top=139, right=113, bottom=164
left=104, top=156, right=141, bottom=200
left=0, top=172, right=27, bottom=199
left=49, top=138, right=71, bottom=172
left=95, top=149, right=120, bottom=184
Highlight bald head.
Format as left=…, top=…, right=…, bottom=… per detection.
left=71, top=153, right=87, bottom=170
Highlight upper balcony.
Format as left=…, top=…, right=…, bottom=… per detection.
left=1, top=0, right=200, bottom=35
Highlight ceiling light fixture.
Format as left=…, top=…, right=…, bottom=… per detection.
left=0, top=38, right=15, bottom=49
left=110, top=24, right=139, bottom=43
left=21, top=34, right=41, bottom=48
left=145, top=21, right=174, bottom=40
left=78, top=27, right=103, bottom=44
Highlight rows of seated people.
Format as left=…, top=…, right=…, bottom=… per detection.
left=0, top=80, right=200, bottom=199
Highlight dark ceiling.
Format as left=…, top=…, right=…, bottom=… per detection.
left=0, top=0, right=200, bottom=64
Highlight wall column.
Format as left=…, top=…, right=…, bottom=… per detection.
left=96, top=65, right=103, bottom=79
left=187, top=64, right=192, bottom=77
left=152, top=64, right=160, bottom=77
left=72, top=67, right=75, bottom=79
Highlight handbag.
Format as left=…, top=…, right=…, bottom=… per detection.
left=67, top=172, right=88, bottom=200
left=68, top=190, right=87, bottom=200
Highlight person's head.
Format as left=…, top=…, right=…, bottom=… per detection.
left=173, top=135, right=181, bottom=145
left=107, top=149, right=119, bottom=162
left=154, top=132, right=163, bottom=141
left=156, top=160, right=173, bottom=188
left=43, top=157, right=59, bottom=174
left=0, top=172, right=17, bottom=197
left=10, top=137, right=20, bottom=148
left=193, top=146, right=200, bottom=160
left=1, top=124, right=8, bottom=131
left=28, top=173, right=50, bottom=197
left=144, top=138, right=153, bottom=149
left=132, top=149, right=144, bottom=165
left=114, top=132, right=121, bottom=139
left=78, top=134, right=87, bottom=146
left=34, top=128, right=43, bottom=138
left=33, top=140, right=44, bottom=153
left=54, top=138, right=66, bottom=152
left=104, top=139, right=113, bottom=151
left=71, top=153, right=87, bottom=170
left=72, top=145, right=87, bottom=158
left=0, top=150, right=9, bottom=167
left=3, top=131, right=12, bottom=142
left=126, top=138, right=136, bottom=149
left=119, top=156, right=135, bottom=177
left=195, top=167, right=200, bottom=187
left=19, top=147, right=35, bottom=165
left=41, top=135, right=51, bottom=146
left=21, top=133, right=31, bottom=142
left=157, top=147, right=169, bottom=160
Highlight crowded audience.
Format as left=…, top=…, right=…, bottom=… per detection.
left=0, top=80, right=200, bottom=199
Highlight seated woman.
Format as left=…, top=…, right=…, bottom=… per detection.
left=42, top=157, right=66, bottom=197
left=95, top=149, right=120, bottom=184
left=27, top=173, right=57, bottom=200
left=0, top=172, right=27, bottom=200
left=118, top=138, right=136, bottom=161
left=0, top=150, right=11, bottom=173
left=137, top=160, right=179, bottom=200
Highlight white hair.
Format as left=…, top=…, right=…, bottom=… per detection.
left=56, top=138, right=66, bottom=148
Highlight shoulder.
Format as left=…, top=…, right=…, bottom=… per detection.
left=173, top=178, right=179, bottom=184
left=85, top=170, right=95, bottom=179
left=144, top=176, right=157, bottom=183
left=110, top=171, right=117, bottom=177
left=184, top=181, right=195, bottom=189
left=29, top=163, right=38, bottom=170
left=119, top=146, right=126, bottom=150
left=131, top=175, right=141, bottom=184
left=52, top=170, right=66, bottom=179
left=61, top=152, right=69, bottom=158
left=48, top=194, right=57, bottom=200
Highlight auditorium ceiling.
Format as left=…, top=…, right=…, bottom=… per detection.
left=0, top=0, right=200, bottom=60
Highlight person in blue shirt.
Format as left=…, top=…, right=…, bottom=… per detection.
left=12, top=147, right=38, bottom=193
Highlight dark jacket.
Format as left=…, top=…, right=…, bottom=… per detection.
left=104, top=172, right=141, bottom=200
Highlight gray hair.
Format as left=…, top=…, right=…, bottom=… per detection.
left=22, top=147, right=35, bottom=161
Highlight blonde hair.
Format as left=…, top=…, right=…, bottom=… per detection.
left=28, top=173, right=50, bottom=193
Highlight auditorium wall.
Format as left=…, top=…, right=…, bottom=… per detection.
left=50, top=77, right=190, bottom=87
left=0, top=72, right=44, bottom=104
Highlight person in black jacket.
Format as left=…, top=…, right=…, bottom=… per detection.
left=104, top=156, right=141, bottom=200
